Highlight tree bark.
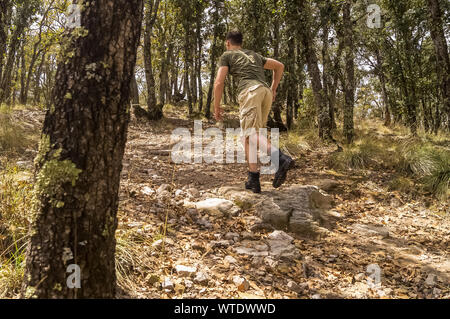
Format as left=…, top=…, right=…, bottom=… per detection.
left=427, top=0, right=450, bottom=131
left=144, top=0, right=162, bottom=120
left=23, top=0, right=144, bottom=299
left=343, top=1, right=355, bottom=144
left=298, top=0, right=332, bottom=140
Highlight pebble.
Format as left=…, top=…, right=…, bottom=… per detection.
left=232, top=276, right=250, bottom=292
left=162, top=277, right=174, bottom=291
left=175, top=265, right=197, bottom=277
left=194, top=272, right=209, bottom=286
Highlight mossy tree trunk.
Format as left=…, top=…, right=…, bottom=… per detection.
left=23, top=0, right=144, bottom=299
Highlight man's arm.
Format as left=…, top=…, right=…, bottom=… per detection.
left=214, top=66, right=229, bottom=121
left=264, top=58, right=285, bottom=101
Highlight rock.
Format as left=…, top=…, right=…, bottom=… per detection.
left=264, top=256, right=278, bottom=269
left=175, top=265, right=197, bottom=277
left=266, top=230, right=300, bottom=260
left=152, top=238, right=174, bottom=249
left=196, top=218, right=213, bottom=229
left=194, top=272, right=209, bottom=286
left=267, top=240, right=300, bottom=259
left=250, top=222, right=275, bottom=233
left=175, top=189, right=183, bottom=197
left=310, top=190, right=334, bottom=209
left=311, top=294, right=322, bottom=299
left=425, top=274, right=436, bottom=287
left=185, top=280, right=193, bottom=289
left=433, top=288, right=441, bottom=297
left=254, top=198, right=290, bottom=229
left=194, top=198, right=235, bottom=216
left=224, top=255, right=237, bottom=264
left=218, top=184, right=340, bottom=238
left=224, top=232, right=240, bottom=242
left=162, top=277, right=174, bottom=291
left=287, top=281, right=307, bottom=294
left=234, top=241, right=269, bottom=257
left=233, top=276, right=250, bottom=292
left=209, top=240, right=232, bottom=249
left=141, top=186, right=155, bottom=196
left=268, top=230, right=294, bottom=242
left=350, top=223, right=390, bottom=238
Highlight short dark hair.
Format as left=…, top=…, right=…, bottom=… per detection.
left=226, top=30, right=243, bottom=46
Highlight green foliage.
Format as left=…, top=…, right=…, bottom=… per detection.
left=0, top=164, right=33, bottom=298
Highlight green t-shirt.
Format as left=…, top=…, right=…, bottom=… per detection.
left=218, top=49, right=269, bottom=95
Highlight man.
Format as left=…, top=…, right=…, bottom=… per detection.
left=214, top=30, right=294, bottom=193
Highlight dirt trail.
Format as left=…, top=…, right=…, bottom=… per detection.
left=116, top=110, right=449, bottom=299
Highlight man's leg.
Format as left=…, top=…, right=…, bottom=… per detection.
left=242, top=133, right=261, bottom=193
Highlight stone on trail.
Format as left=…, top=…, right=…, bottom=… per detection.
left=194, top=272, right=209, bottom=286
left=162, top=277, right=174, bottom=291
left=350, top=223, right=390, bottom=238
left=218, top=184, right=338, bottom=238
left=186, top=198, right=238, bottom=217
left=233, top=276, right=250, bottom=292
left=234, top=241, right=269, bottom=257
left=175, top=265, right=197, bottom=277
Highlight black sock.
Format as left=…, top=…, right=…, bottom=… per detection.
left=249, top=171, right=260, bottom=180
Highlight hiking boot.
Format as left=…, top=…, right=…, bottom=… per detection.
left=245, top=171, right=261, bottom=194
left=273, top=151, right=295, bottom=189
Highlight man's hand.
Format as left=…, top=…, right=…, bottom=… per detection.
left=265, top=59, right=284, bottom=103
left=215, top=106, right=223, bottom=122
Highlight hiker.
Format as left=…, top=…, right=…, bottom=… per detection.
left=213, top=30, right=295, bottom=193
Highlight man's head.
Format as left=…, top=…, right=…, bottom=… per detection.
left=226, top=30, right=243, bottom=50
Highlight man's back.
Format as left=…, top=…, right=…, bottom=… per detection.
left=218, top=49, right=269, bottom=95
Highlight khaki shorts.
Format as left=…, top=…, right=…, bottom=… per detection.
left=237, top=85, right=273, bottom=137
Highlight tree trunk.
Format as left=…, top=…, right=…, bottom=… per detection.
left=130, top=73, right=140, bottom=106
left=23, top=0, right=144, bottom=299
left=144, top=0, right=162, bottom=120
left=343, top=1, right=355, bottom=144
left=0, top=0, right=10, bottom=83
left=298, top=0, right=331, bottom=140
left=427, top=0, right=450, bottom=131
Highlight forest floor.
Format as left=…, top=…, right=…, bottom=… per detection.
left=0, top=105, right=449, bottom=299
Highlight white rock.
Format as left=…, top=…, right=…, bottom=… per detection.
left=175, top=265, right=197, bottom=277
left=175, top=189, right=183, bottom=197
left=268, top=230, right=294, bottom=243
left=232, top=276, right=249, bottom=292
left=162, top=277, right=174, bottom=291
left=141, top=186, right=155, bottom=195
left=195, top=198, right=235, bottom=216
left=224, top=255, right=237, bottom=264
